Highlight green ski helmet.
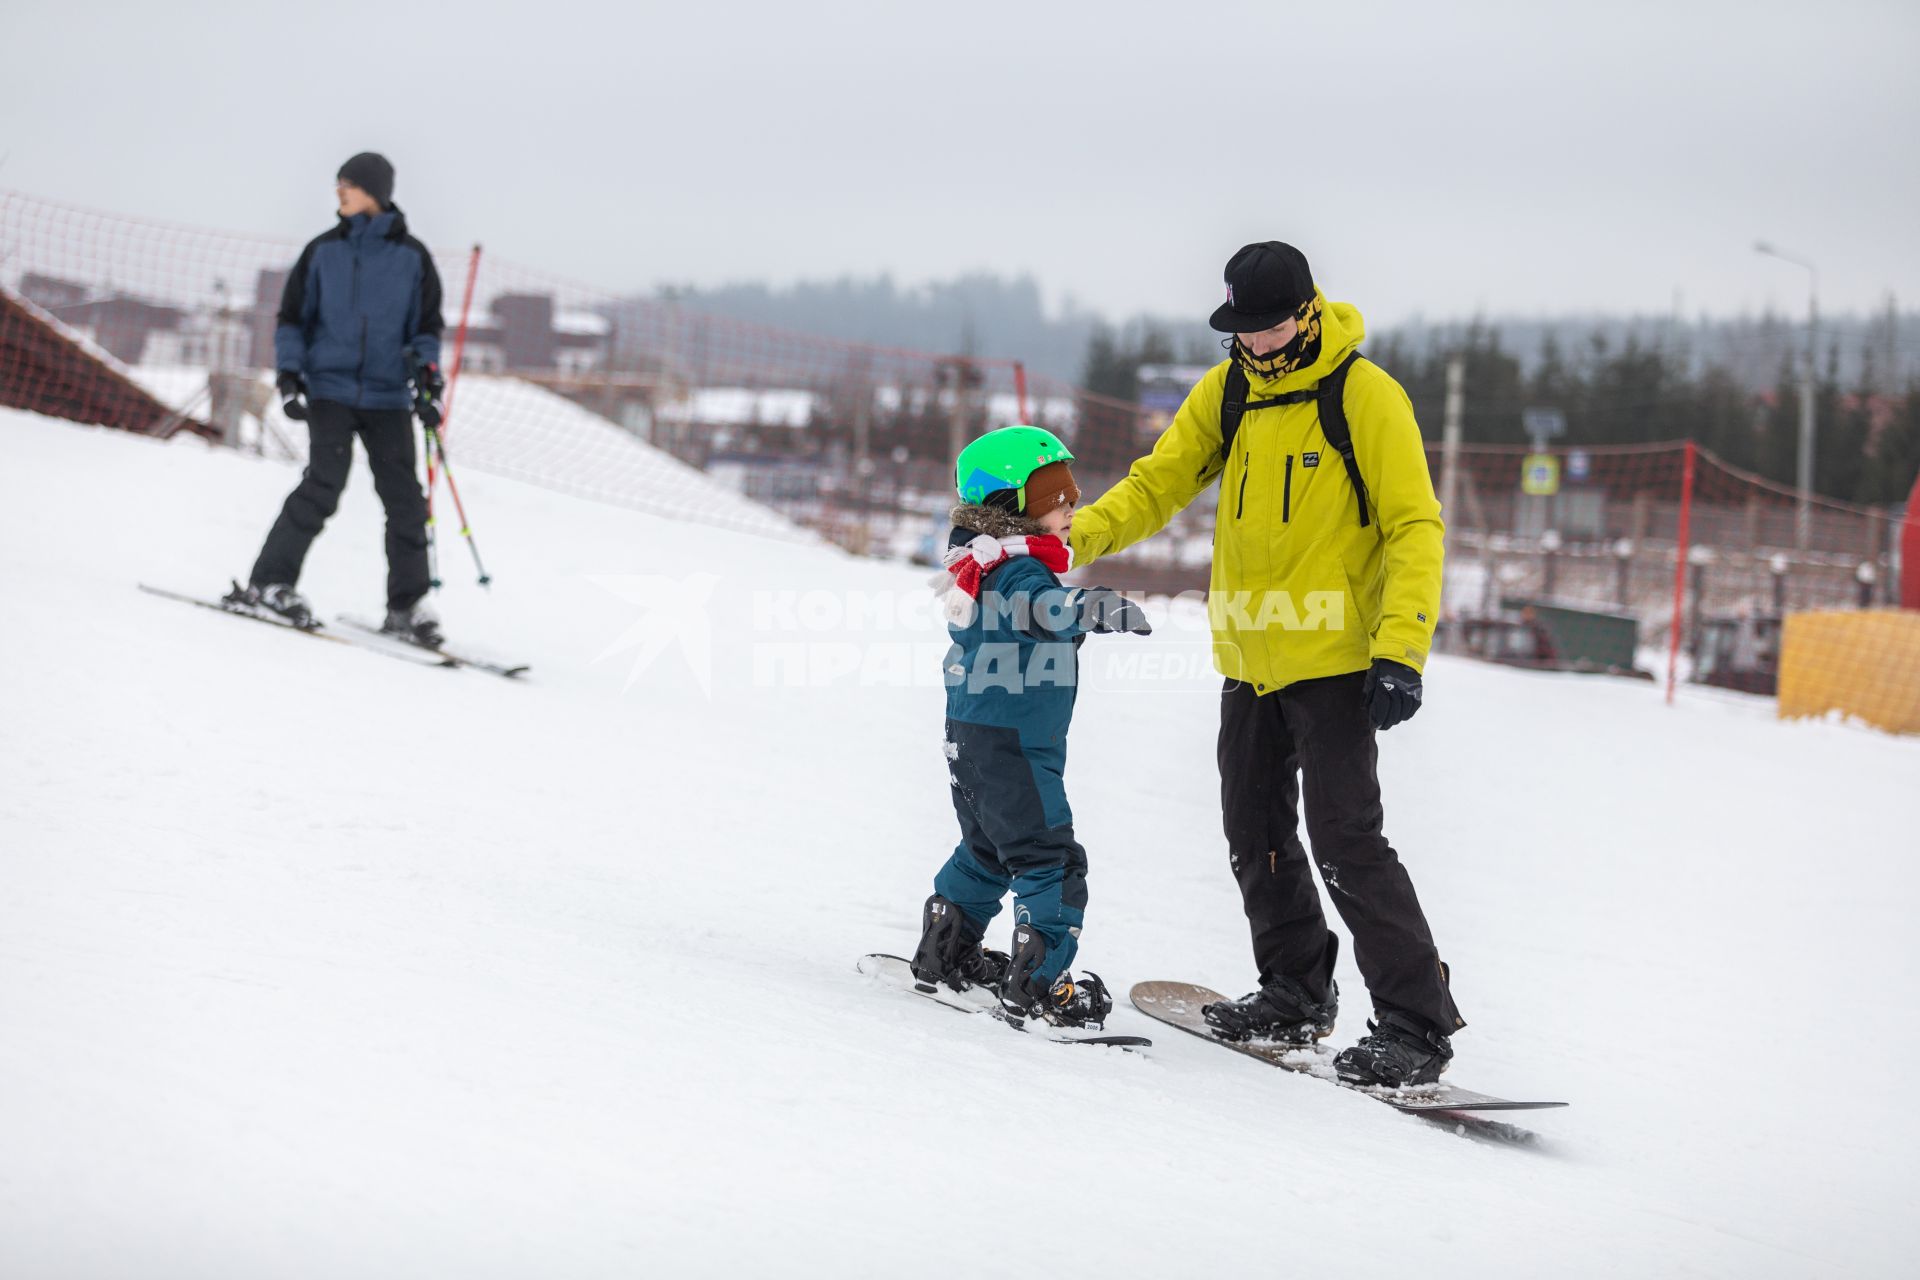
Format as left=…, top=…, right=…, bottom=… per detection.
left=954, top=425, right=1074, bottom=507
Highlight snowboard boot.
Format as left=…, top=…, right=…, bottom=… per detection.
left=999, top=923, right=1113, bottom=1028
left=383, top=601, right=444, bottom=649
left=1202, top=977, right=1337, bottom=1045
left=226, top=580, right=315, bottom=629
left=909, top=895, right=1008, bottom=992
left=1332, top=1011, right=1454, bottom=1088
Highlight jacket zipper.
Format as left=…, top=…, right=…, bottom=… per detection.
left=351, top=250, right=366, bottom=407
left=1236, top=453, right=1251, bottom=519
left=1283, top=454, right=1294, bottom=522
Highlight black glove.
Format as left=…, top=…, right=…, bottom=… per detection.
left=276, top=372, right=308, bottom=422
left=1077, top=587, right=1152, bottom=635
left=410, top=358, right=445, bottom=429
left=1363, top=658, right=1423, bottom=731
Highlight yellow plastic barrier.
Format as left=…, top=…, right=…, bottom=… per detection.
left=1777, top=610, right=1920, bottom=734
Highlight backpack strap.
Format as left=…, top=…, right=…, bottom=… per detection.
left=1219, top=362, right=1250, bottom=464
left=1217, top=350, right=1372, bottom=528
left=1316, top=351, right=1370, bottom=528
left=1219, top=364, right=1316, bottom=462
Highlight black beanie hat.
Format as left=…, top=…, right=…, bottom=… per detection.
left=336, top=152, right=395, bottom=208
left=1209, top=241, right=1315, bottom=333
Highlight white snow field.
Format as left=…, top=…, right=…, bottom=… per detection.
left=125, top=366, right=815, bottom=542
left=2, top=406, right=1916, bottom=1278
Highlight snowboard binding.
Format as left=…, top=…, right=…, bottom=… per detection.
left=999, top=924, right=1113, bottom=1029
left=1201, top=977, right=1337, bottom=1045
left=909, top=895, right=1007, bottom=993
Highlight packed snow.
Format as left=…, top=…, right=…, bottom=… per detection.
left=125, top=365, right=816, bottom=542
left=2, top=407, right=1915, bottom=1277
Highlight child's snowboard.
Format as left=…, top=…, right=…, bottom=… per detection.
left=1130, top=981, right=1565, bottom=1114
left=858, top=954, right=1151, bottom=1050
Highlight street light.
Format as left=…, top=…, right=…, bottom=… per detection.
left=1754, top=240, right=1818, bottom=549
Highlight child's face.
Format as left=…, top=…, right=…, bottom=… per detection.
left=1035, top=500, right=1074, bottom=538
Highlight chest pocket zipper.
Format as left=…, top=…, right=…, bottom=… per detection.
left=1236, top=453, right=1251, bottom=519
left=1283, top=454, right=1294, bottom=522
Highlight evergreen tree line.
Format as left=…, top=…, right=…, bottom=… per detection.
left=665, top=269, right=1913, bottom=424
left=1080, top=320, right=1920, bottom=507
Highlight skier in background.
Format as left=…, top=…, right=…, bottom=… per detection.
left=227, top=152, right=447, bottom=646
left=1070, top=242, right=1465, bottom=1086
left=910, top=426, right=1153, bottom=1026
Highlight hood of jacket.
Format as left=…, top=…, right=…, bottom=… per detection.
left=1241, top=288, right=1366, bottom=397
left=334, top=204, right=411, bottom=243
left=949, top=502, right=1049, bottom=542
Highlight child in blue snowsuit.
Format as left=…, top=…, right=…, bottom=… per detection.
left=909, top=426, right=1152, bottom=1027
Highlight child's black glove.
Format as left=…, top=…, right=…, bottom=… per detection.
left=1077, top=587, right=1152, bottom=635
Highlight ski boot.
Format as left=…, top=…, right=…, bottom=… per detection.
left=909, top=895, right=1008, bottom=993
left=225, top=580, right=315, bottom=629
left=1332, top=1011, right=1453, bottom=1088
left=383, top=601, right=444, bottom=649
left=1201, top=977, right=1337, bottom=1045
left=999, top=923, right=1113, bottom=1028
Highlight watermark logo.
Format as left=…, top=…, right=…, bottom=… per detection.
left=589, top=573, right=720, bottom=693
left=1208, top=590, right=1345, bottom=633
left=589, top=579, right=1349, bottom=694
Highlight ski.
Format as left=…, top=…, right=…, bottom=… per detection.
left=1130, top=981, right=1565, bottom=1114
left=858, top=954, right=1151, bottom=1050
left=137, top=585, right=456, bottom=669
left=337, top=615, right=530, bottom=679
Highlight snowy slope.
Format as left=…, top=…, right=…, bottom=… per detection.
left=127, top=365, right=816, bottom=542
left=2, top=409, right=1916, bottom=1278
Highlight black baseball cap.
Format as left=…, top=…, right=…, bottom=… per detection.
left=1208, top=241, right=1315, bottom=333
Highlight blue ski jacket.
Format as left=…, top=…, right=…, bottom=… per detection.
left=274, top=206, right=443, bottom=411
left=943, top=523, right=1089, bottom=827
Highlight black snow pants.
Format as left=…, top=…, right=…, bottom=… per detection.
left=1219, top=673, right=1464, bottom=1036
left=250, top=399, right=431, bottom=611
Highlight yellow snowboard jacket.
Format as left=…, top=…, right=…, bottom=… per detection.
left=1070, top=293, right=1443, bottom=693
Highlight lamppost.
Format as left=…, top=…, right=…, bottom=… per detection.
left=1754, top=241, right=1817, bottom=549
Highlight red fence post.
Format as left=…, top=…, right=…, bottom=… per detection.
left=1013, top=361, right=1030, bottom=424
left=1666, top=440, right=1698, bottom=706
left=1902, top=469, right=1920, bottom=609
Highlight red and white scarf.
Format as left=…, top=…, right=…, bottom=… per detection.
left=936, top=533, right=1074, bottom=625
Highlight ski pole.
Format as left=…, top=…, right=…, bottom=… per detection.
left=425, top=425, right=491, bottom=587
left=439, top=245, right=483, bottom=445
left=422, top=245, right=482, bottom=590
left=425, top=458, right=442, bottom=590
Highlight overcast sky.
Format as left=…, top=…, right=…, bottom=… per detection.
left=4, top=0, right=1915, bottom=327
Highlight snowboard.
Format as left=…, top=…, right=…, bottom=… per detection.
left=858, top=954, right=1151, bottom=1050
left=1130, top=981, right=1566, bottom=1114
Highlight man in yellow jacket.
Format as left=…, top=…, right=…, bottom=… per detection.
left=1071, top=241, right=1464, bottom=1088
